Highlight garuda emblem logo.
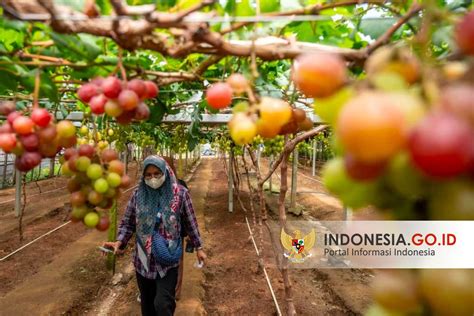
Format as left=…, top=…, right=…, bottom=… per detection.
left=281, top=228, right=316, bottom=263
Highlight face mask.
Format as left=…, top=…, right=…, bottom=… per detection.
left=145, top=175, right=166, bottom=189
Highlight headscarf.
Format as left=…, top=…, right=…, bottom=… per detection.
left=136, top=155, right=181, bottom=270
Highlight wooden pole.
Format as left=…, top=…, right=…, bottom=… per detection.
left=269, top=155, right=273, bottom=193
left=278, top=139, right=296, bottom=316
left=228, top=149, right=234, bottom=213
left=290, top=149, right=298, bottom=208
left=312, top=139, right=316, bottom=176
left=49, top=156, right=55, bottom=178
left=14, top=170, right=22, bottom=217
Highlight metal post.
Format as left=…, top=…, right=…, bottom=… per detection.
left=343, top=205, right=353, bottom=221
left=15, top=171, right=22, bottom=217
left=49, top=156, right=55, bottom=178
left=2, top=154, right=8, bottom=188
left=312, top=139, right=317, bottom=176
left=228, top=149, right=234, bottom=213
left=185, top=150, right=188, bottom=175
left=290, top=149, right=298, bottom=208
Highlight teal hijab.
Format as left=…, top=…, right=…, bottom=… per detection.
left=136, top=156, right=180, bottom=269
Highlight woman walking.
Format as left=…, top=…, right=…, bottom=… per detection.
left=103, top=155, right=206, bottom=315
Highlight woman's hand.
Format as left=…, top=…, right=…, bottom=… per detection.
left=101, top=241, right=124, bottom=256
left=196, top=249, right=207, bottom=264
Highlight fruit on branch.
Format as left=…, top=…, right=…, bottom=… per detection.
left=128, top=79, right=147, bottom=99
left=77, top=77, right=155, bottom=125
left=0, top=133, right=17, bottom=153
left=101, top=148, right=118, bottom=162
left=206, top=82, right=233, bottom=109
left=57, top=120, right=76, bottom=138
left=84, top=211, right=100, bottom=228
left=116, top=108, right=136, bottom=125
left=386, top=152, right=427, bottom=200
left=144, top=81, right=159, bottom=99
left=78, top=144, right=95, bottom=158
left=89, top=94, right=107, bottom=115
left=77, top=83, right=99, bottom=103
left=344, top=154, right=386, bottom=181
left=105, top=100, right=123, bottom=117
left=293, top=108, right=306, bottom=123
left=31, top=108, right=51, bottom=127
left=337, top=92, right=405, bottom=163
left=135, top=102, right=150, bottom=121
left=228, top=113, right=257, bottom=145
left=365, top=46, right=420, bottom=85
left=62, top=145, right=127, bottom=230
left=297, top=117, right=313, bottom=132
left=408, top=113, right=472, bottom=178
left=428, top=180, right=474, bottom=220
left=372, top=270, right=421, bottom=313
left=96, top=216, right=110, bottom=231
left=455, top=10, right=474, bottom=56
left=292, top=52, right=347, bottom=98
left=102, top=76, right=122, bottom=99
left=20, top=133, right=39, bottom=152
left=226, top=74, right=248, bottom=94
left=87, top=163, right=103, bottom=180
left=15, top=151, right=42, bottom=172
left=439, top=84, right=474, bottom=127
left=13, top=116, right=34, bottom=135
left=420, top=269, right=474, bottom=316
left=0, top=101, right=16, bottom=115
left=118, top=89, right=139, bottom=111
left=0, top=109, right=77, bottom=172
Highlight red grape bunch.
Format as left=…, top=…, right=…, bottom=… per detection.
left=0, top=101, right=77, bottom=172
left=61, top=145, right=131, bottom=230
left=77, top=77, right=159, bottom=124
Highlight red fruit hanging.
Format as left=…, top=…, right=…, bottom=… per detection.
left=31, top=108, right=52, bottom=127
left=89, top=94, right=107, bottom=115
left=0, top=133, right=17, bottom=152
left=20, top=133, right=39, bottom=152
left=144, top=81, right=159, bottom=99
left=455, top=10, right=474, bottom=55
left=206, top=82, right=233, bottom=109
left=102, top=77, right=122, bottom=99
left=77, top=83, right=99, bottom=103
left=127, top=79, right=147, bottom=99
left=118, top=90, right=139, bottom=111
left=12, top=116, right=34, bottom=135
left=409, top=113, right=473, bottom=178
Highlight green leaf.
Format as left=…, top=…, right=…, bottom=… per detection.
left=21, top=70, right=59, bottom=103
left=50, top=32, right=101, bottom=61
left=259, top=0, right=280, bottom=13
left=0, top=29, right=24, bottom=52
left=235, top=0, right=255, bottom=16
left=359, top=18, right=399, bottom=39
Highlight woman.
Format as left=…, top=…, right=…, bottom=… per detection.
left=103, top=155, right=206, bottom=316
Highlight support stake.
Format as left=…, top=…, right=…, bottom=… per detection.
left=290, top=149, right=298, bottom=208
left=228, top=149, right=234, bottom=213
left=14, top=170, right=22, bottom=217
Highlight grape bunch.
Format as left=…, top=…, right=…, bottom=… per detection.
left=205, top=75, right=313, bottom=146
left=77, top=76, right=158, bottom=124
left=0, top=102, right=77, bottom=172
left=61, top=145, right=131, bottom=230
left=291, top=11, right=474, bottom=316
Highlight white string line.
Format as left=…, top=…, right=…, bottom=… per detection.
left=0, top=183, right=139, bottom=262
left=245, top=216, right=282, bottom=316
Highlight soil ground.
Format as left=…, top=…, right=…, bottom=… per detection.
left=0, top=157, right=372, bottom=315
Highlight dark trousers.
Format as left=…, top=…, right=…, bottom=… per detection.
left=136, top=267, right=178, bottom=316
